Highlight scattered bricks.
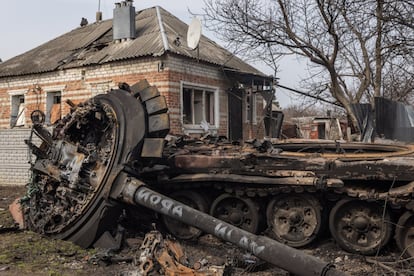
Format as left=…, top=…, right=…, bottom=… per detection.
left=9, top=198, right=25, bottom=229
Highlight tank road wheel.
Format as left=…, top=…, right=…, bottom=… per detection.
left=266, top=194, right=322, bottom=247
left=162, top=191, right=208, bottom=240
left=329, top=199, right=392, bottom=255
left=210, top=194, right=260, bottom=233
left=395, top=211, right=414, bottom=258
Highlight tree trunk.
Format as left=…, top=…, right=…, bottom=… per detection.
left=374, top=0, right=384, bottom=98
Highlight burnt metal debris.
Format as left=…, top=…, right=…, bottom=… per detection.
left=137, top=230, right=226, bottom=275
left=19, top=80, right=414, bottom=275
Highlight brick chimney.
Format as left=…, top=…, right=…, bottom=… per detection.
left=113, top=0, right=136, bottom=42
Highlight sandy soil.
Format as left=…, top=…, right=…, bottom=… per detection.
left=0, top=185, right=412, bottom=276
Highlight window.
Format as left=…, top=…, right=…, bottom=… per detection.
left=10, top=94, right=25, bottom=127
left=181, top=83, right=218, bottom=133
left=46, top=92, right=61, bottom=124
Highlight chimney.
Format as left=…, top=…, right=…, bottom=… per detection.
left=96, top=0, right=102, bottom=22
left=96, top=11, right=102, bottom=22
left=113, top=0, right=136, bottom=41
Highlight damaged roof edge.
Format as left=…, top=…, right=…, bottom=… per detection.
left=156, top=6, right=170, bottom=52
left=223, top=67, right=273, bottom=84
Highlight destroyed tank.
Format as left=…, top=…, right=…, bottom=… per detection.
left=21, top=80, right=414, bottom=268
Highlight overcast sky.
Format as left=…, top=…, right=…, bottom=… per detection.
left=0, top=0, right=305, bottom=107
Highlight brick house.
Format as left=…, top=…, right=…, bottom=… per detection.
left=0, top=3, right=272, bottom=185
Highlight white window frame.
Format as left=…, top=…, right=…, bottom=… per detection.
left=180, top=81, right=219, bottom=134
left=8, top=89, right=27, bottom=127
left=45, top=91, right=62, bottom=125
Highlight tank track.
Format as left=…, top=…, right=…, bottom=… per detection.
left=149, top=181, right=406, bottom=254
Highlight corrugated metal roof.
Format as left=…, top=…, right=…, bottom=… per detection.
left=0, top=6, right=268, bottom=78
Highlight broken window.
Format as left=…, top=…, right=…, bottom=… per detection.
left=182, top=84, right=217, bottom=129
left=46, top=92, right=62, bottom=124
left=10, top=94, right=25, bottom=127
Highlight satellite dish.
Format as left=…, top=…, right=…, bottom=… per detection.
left=187, top=17, right=202, bottom=50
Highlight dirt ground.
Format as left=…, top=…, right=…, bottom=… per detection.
left=1, top=185, right=413, bottom=276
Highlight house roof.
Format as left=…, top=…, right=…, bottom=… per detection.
left=0, top=6, right=268, bottom=79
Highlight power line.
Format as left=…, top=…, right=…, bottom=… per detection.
left=276, top=83, right=343, bottom=107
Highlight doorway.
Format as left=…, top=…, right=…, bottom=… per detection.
left=228, top=88, right=243, bottom=141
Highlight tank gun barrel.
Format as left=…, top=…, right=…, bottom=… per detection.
left=117, top=177, right=347, bottom=276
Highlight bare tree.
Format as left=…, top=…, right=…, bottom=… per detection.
left=283, top=104, right=323, bottom=119
left=203, top=0, right=414, bottom=130
left=382, top=58, right=414, bottom=103
left=381, top=0, right=414, bottom=104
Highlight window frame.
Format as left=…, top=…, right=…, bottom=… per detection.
left=8, top=89, right=27, bottom=127
left=180, top=81, right=219, bottom=134
left=43, top=85, right=65, bottom=125
left=45, top=91, right=62, bottom=125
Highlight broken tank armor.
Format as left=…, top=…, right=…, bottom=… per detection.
left=21, top=80, right=414, bottom=275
